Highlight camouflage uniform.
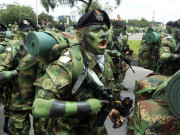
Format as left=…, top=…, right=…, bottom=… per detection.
left=9, top=53, right=38, bottom=135
left=32, top=9, right=125, bottom=134
left=127, top=72, right=180, bottom=134
left=0, top=41, right=36, bottom=134
left=33, top=45, right=121, bottom=135
left=157, top=35, right=180, bottom=76
left=107, top=20, right=132, bottom=90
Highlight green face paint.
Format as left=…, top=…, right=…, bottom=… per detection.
left=113, top=26, right=124, bottom=36
left=83, top=25, right=109, bottom=55
left=0, top=32, right=5, bottom=42
left=173, top=29, right=180, bottom=40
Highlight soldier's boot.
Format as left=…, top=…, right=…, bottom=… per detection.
left=123, top=85, right=128, bottom=91
left=3, top=117, right=12, bottom=135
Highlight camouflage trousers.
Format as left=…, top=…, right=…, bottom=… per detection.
left=9, top=110, right=31, bottom=135
left=3, top=104, right=9, bottom=117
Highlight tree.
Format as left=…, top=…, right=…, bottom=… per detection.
left=77, top=0, right=101, bottom=15
left=0, top=4, right=36, bottom=26
left=40, top=0, right=121, bottom=13
left=59, top=17, right=76, bottom=27
left=127, top=18, right=151, bottom=27
left=38, top=12, right=54, bottom=24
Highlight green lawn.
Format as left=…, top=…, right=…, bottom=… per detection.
left=128, top=40, right=141, bottom=59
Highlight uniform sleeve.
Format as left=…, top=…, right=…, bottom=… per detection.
left=34, top=53, right=73, bottom=100
left=159, top=38, right=178, bottom=62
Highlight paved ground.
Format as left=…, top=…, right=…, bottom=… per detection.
left=128, top=33, right=143, bottom=40
left=0, top=66, right=152, bottom=135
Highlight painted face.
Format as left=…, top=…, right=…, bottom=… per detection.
left=113, top=26, right=124, bottom=36
left=83, top=25, right=109, bottom=55
left=0, top=32, right=5, bottom=42
left=173, top=28, right=180, bottom=40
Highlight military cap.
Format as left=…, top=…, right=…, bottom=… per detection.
left=173, top=20, right=180, bottom=28
left=55, top=24, right=65, bottom=31
left=166, top=21, right=173, bottom=27
left=0, top=23, right=7, bottom=31
left=74, top=9, right=110, bottom=29
left=19, top=18, right=39, bottom=31
left=112, top=20, right=126, bottom=29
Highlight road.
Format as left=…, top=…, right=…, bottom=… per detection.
left=128, top=33, right=143, bottom=40
left=0, top=66, right=152, bottom=135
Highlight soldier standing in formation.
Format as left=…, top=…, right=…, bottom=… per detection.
left=107, top=20, right=133, bottom=91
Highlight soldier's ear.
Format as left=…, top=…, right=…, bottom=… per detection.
left=76, top=31, right=83, bottom=40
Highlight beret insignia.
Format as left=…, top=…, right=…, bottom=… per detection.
left=94, top=10, right=104, bottom=21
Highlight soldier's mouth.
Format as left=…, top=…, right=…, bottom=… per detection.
left=98, top=40, right=107, bottom=49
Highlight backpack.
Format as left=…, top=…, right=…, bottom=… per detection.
left=138, top=27, right=167, bottom=71
left=19, top=31, right=84, bottom=101
left=127, top=71, right=180, bottom=135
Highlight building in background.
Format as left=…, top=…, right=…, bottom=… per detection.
left=57, top=15, right=71, bottom=22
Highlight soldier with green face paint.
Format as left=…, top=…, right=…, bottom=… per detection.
left=32, top=9, right=125, bottom=135
left=157, top=20, right=180, bottom=76
left=107, top=20, right=133, bottom=91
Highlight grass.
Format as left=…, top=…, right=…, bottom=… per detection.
left=128, top=40, right=141, bottom=59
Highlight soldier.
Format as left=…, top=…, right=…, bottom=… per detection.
left=8, top=24, right=13, bottom=31
left=127, top=20, right=180, bottom=135
left=0, top=23, right=11, bottom=135
left=0, top=19, right=39, bottom=135
left=108, top=20, right=133, bottom=91
left=157, top=20, right=180, bottom=76
left=32, top=9, right=126, bottom=134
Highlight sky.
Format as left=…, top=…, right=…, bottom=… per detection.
left=1, top=0, right=180, bottom=24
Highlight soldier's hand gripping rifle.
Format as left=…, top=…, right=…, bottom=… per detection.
left=106, top=49, right=135, bottom=73
left=85, top=69, right=133, bottom=128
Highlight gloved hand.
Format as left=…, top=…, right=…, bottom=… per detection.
left=86, top=98, right=102, bottom=115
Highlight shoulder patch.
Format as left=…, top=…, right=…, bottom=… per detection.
left=41, top=78, right=54, bottom=90
left=64, top=51, right=70, bottom=56
left=59, top=56, right=71, bottom=63
left=6, top=47, right=12, bottom=52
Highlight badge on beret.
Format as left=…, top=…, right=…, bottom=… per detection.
left=41, top=78, right=54, bottom=90
left=94, top=10, right=104, bottom=21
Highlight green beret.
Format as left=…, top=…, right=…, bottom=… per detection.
left=74, top=9, right=110, bottom=29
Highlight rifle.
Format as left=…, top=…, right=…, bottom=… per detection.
left=106, top=49, right=135, bottom=73
left=85, top=69, right=133, bottom=128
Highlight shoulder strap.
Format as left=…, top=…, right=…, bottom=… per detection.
left=68, top=45, right=84, bottom=79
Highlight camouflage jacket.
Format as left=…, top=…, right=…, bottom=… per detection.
left=0, top=41, right=31, bottom=110
left=34, top=45, right=120, bottom=134
left=158, top=35, right=180, bottom=76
